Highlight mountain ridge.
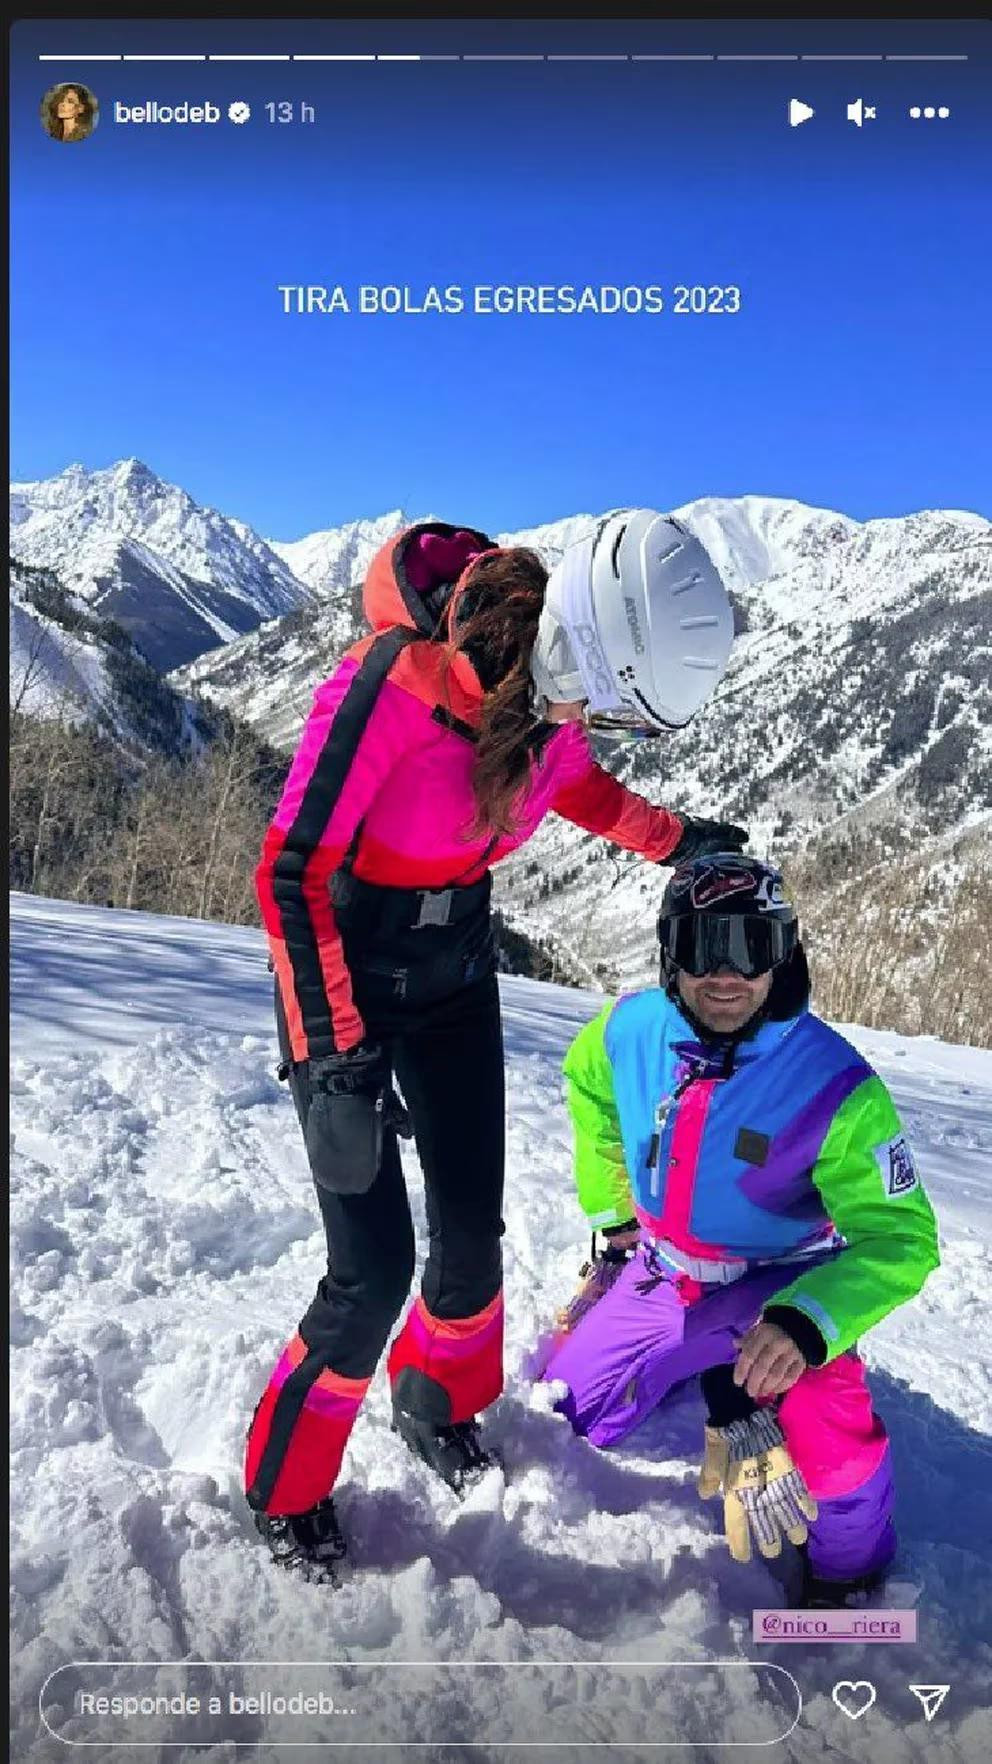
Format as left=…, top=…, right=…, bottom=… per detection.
left=10, top=459, right=312, bottom=670
left=10, top=462, right=991, bottom=1038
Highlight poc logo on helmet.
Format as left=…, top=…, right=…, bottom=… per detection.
left=574, top=622, right=614, bottom=701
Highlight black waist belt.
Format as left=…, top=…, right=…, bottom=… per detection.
left=330, top=868, right=492, bottom=933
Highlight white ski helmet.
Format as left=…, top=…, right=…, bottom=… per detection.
left=529, top=509, right=734, bottom=734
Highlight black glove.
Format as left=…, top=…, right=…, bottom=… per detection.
left=668, top=815, right=749, bottom=864
left=304, top=1044, right=411, bottom=1197
left=601, top=1220, right=640, bottom=1253
left=700, top=1362, right=759, bottom=1429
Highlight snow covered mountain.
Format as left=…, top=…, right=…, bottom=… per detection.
left=496, top=501, right=992, bottom=995
left=10, top=894, right=992, bottom=1764
left=175, top=495, right=991, bottom=767
left=170, top=589, right=367, bottom=752
left=264, top=508, right=593, bottom=599
left=9, top=559, right=210, bottom=758
left=11, top=561, right=117, bottom=726
left=267, top=507, right=415, bottom=596
left=173, top=495, right=992, bottom=988
left=9, top=460, right=312, bottom=671
left=11, top=466, right=990, bottom=1028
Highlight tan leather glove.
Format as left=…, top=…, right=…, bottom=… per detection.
left=554, top=1236, right=633, bottom=1336
left=698, top=1410, right=818, bottom=1564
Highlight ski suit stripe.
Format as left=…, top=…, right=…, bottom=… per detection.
left=257, top=685, right=685, bottom=1062
left=256, top=630, right=416, bottom=1060
left=269, top=1331, right=371, bottom=1404
left=647, top=1077, right=740, bottom=1259
left=269, top=938, right=306, bottom=1061
left=244, top=1331, right=372, bottom=1515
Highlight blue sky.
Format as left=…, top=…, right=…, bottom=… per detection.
left=10, top=17, right=992, bottom=537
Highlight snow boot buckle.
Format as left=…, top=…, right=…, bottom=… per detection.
left=392, top=1407, right=499, bottom=1495
left=254, top=1495, right=346, bottom=1584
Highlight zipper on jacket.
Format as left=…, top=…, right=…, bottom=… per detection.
left=646, top=1059, right=710, bottom=1198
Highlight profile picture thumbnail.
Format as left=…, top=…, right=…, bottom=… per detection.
left=41, top=82, right=99, bottom=144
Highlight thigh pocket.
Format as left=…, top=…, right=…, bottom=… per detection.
left=304, top=1090, right=385, bottom=1197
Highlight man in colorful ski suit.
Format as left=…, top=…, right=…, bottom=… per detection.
left=543, top=854, right=940, bottom=1602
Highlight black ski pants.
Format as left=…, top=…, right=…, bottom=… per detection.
left=274, top=883, right=506, bottom=1383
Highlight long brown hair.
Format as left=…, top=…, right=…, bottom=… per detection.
left=42, top=84, right=98, bottom=142
left=443, top=548, right=549, bottom=839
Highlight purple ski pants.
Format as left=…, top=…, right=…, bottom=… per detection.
left=542, top=1248, right=896, bottom=1584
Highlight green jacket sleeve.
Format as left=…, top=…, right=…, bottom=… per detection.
left=767, top=1073, right=940, bottom=1363
left=562, top=1003, right=635, bottom=1230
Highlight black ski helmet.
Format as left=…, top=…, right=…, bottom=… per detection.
left=658, top=852, right=810, bottom=1021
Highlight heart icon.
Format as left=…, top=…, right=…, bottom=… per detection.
left=832, top=1680, right=876, bottom=1721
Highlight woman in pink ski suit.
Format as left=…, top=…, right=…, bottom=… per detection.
left=244, top=515, right=743, bottom=1575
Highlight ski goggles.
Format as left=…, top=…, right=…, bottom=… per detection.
left=582, top=705, right=684, bottom=741
left=659, top=911, right=797, bottom=978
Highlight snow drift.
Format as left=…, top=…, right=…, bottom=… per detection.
left=9, top=894, right=992, bottom=1763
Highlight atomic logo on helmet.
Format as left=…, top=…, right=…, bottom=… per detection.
left=529, top=508, right=735, bottom=735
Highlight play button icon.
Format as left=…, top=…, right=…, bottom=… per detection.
left=789, top=98, right=815, bottom=127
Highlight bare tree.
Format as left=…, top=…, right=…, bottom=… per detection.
left=196, top=721, right=266, bottom=921
left=26, top=706, right=85, bottom=896
left=10, top=614, right=56, bottom=718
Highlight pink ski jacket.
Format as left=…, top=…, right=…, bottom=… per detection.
left=256, top=523, right=686, bottom=1062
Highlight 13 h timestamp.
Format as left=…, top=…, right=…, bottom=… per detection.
left=265, top=101, right=316, bottom=124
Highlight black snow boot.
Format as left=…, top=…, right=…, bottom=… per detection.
left=253, top=1495, right=346, bottom=1584
left=392, top=1408, right=500, bottom=1495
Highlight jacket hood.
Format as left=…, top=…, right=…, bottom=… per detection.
left=362, top=521, right=497, bottom=636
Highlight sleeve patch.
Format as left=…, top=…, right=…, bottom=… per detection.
left=874, top=1136, right=919, bottom=1198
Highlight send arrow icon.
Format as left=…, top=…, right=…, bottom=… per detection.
left=909, top=1686, right=950, bottom=1723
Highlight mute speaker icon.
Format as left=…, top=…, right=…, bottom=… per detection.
left=847, top=97, right=877, bottom=126
left=789, top=99, right=815, bottom=127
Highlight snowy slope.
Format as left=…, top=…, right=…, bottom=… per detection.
left=9, top=894, right=992, bottom=1764
left=267, top=507, right=413, bottom=595
left=9, top=592, right=112, bottom=725
left=9, top=462, right=312, bottom=670
left=9, top=561, right=212, bottom=759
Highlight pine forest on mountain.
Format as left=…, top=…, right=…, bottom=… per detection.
left=9, top=461, right=992, bottom=1046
